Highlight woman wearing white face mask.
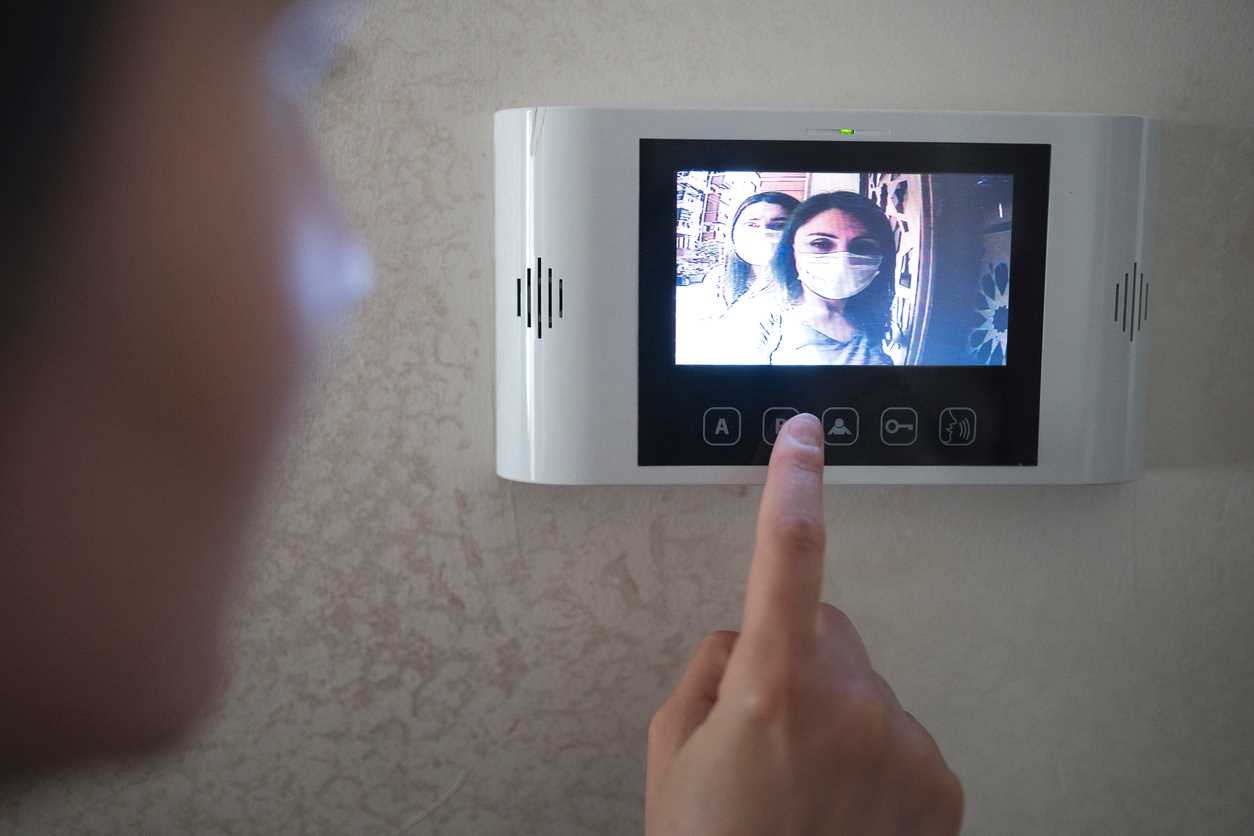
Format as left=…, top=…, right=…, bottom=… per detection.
left=706, top=191, right=799, bottom=310
left=676, top=191, right=798, bottom=363
left=763, top=190, right=895, bottom=365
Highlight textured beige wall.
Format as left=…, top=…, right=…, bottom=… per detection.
left=5, top=1, right=1254, bottom=833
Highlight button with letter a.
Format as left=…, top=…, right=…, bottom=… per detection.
left=703, top=407, right=742, bottom=447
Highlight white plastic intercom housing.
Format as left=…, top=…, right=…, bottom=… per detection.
left=495, top=107, right=1157, bottom=485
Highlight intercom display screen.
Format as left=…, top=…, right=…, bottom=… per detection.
left=674, top=171, right=1013, bottom=367
left=638, top=139, right=1050, bottom=468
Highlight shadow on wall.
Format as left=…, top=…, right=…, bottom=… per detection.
left=1143, top=121, right=1254, bottom=469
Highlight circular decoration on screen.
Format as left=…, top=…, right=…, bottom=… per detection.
left=970, top=261, right=1010, bottom=364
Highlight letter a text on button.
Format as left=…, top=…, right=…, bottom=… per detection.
left=703, top=407, right=741, bottom=446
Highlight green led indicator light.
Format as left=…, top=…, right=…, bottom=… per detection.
left=838, top=128, right=856, bottom=135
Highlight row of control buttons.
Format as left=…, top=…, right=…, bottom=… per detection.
left=703, top=407, right=978, bottom=448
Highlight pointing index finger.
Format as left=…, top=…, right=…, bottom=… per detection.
left=740, top=413, right=827, bottom=658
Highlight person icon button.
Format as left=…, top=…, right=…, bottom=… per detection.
left=821, top=408, right=860, bottom=446
left=703, top=407, right=742, bottom=447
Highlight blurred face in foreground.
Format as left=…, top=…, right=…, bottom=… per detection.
left=0, top=0, right=369, bottom=770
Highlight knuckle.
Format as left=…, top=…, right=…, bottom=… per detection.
left=938, top=771, right=966, bottom=832
left=775, top=437, right=825, bottom=474
left=829, top=679, right=892, bottom=759
left=733, top=685, right=779, bottom=724
left=733, top=670, right=802, bottom=725
left=647, top=704, right=673, bottom=744
left=890, top=720, right=963, bottom=833
left=870, top=670, right=900, bottom=708
left=771, top=511, right=825, bottom=555
left=917, top=768, right=965, bottom=835
left=815, top=602, right=854, bottom=634
left=902, top=714, right=947, bottom=769
left=701, top=630, right=739, bottom=655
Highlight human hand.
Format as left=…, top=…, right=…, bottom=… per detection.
left=646, top=414, right=963, bottom=835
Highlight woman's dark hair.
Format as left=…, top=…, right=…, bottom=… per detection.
left=3, top=7, right=112, bottom=366
left=771, top=191, right=896, bottom=346
left=719, top=191, right=800, bottom=305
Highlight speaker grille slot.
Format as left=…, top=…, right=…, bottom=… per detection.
left=515, top=258, right=565, bottom=339
left=1115, top=261, right=1147, bottom=343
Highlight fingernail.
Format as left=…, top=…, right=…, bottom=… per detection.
left=787, top=413, right=823, bottom=448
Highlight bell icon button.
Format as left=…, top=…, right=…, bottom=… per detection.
left=703, top=407, right=742, bottom=447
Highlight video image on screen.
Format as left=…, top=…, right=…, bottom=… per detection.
left=674, top=171, right=1014, bottom=366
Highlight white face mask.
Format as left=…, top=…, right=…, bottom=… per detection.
left=735, top=230, right=781, bottom=267
left=795, top=252, right=882, bottom=300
